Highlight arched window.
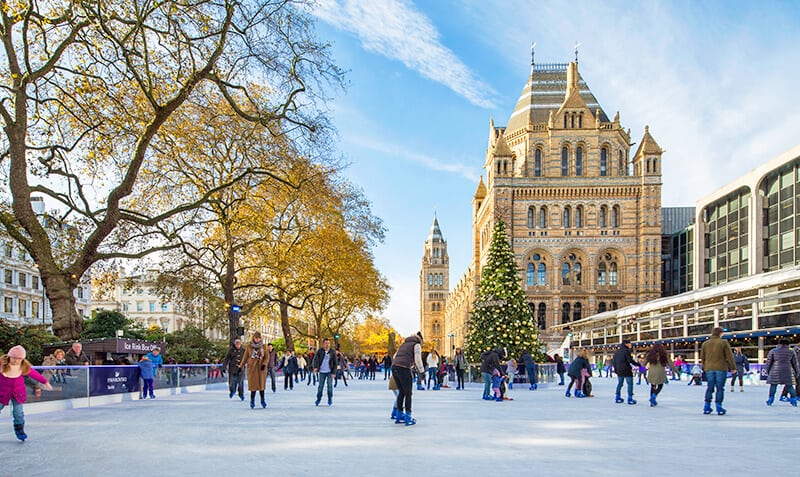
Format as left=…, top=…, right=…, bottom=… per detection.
left=611, top=301, right=619, bottom=310
left=598, top=302, right=607, bottom=313
left=573, top=302, right=582, bottom=322
left=539, top=207, right=547, bottom=228
left=598, top=262, right=607, bottom=286
left=529, top=253, right=546, bottom=286
left=576, top=206, right=583, bottom=228
left=598, top=252, right=620, bottom=286
left=562, top=263, right=571, bottom=285
left=612, top=205, right=621, bottom=228
left=537, top=303, right=547, bottom=330
left=609, top=262, right=619, bottom=286
left=527, top=207, right=535, bottom=228
left=561, top=302, right=571, bottom=324
left=562, top=253, right=581, bottom=285
left=561, top=147, right=569, bottom=176
left=599, top=206, right=607, bottom=228
left=600, top=148, right=608, bottom=176
left=563, top=206, right=571, bottom=228
left=576, top=147, right=583, bottom=176
left=534, top=149, right=542, bottom=177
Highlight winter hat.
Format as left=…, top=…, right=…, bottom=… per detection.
left=7, top=345, right=26, bottom=359
left=416, top=331, right=424, bottom=341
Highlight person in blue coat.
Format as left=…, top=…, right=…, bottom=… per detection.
left=138, top=355, right=157, bottom=399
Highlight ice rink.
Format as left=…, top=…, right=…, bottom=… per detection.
left=1, top=375, right=796, bottom=476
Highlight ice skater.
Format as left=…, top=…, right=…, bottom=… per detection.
left=1, top=346, right=53, bottom=441
left=138, top=355, right=156, bottom=399
left=765, top=338, right=799, bottom=406
left=644, top=343, right=678, bottom=406
left=391, top=332, right=425, bottom=425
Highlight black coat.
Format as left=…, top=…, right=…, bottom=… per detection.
left=312, top=348, right=338, bottom=373
left=612, top=345, right=639, bottom=377
left=480, top=349, right=503, bottom=374
left=520, top=351, right=535, bottom=367
left=223, top=345, right=246, bottom=374
left=567, top=357, right=591, bottom=378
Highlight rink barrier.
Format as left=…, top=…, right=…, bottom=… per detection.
left=24, top=364, right=227, bottom=415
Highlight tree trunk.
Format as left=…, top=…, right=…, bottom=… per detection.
left=279, top=301, right=294, bottom=352
left=46, top=274, right=82, bottom=340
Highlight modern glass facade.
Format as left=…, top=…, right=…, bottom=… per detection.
left=702, top=187, right=750, bottom=286
left=761, top=158, right=800, bottom=271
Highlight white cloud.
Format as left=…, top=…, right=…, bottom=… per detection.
left=346, top=133, right=481, bottom=182
left=311, top=0, right=497, bottom=109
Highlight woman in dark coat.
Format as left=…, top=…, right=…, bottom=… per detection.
left=765, top=338, right=799, bottom=406
left=239, top=332, right=269, bottom=409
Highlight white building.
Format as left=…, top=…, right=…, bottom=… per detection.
left=91, top=269, right=224, bottom=340
left=1, top=240, right=92, bottom=328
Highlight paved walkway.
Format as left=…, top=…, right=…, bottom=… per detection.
left=1, top=376, right=796, bottom=476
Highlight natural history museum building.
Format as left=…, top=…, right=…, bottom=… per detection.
left=421, top=57, right=665, bottom=355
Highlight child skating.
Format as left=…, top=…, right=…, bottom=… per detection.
left=1, top=345, right=53, bottom=441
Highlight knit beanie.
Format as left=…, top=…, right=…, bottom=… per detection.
left=7, top=345, right=26, bottom=359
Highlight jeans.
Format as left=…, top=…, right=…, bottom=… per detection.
left=615, top=376, right=634, bottom=397
left=771, top=383, right=796, bottom=398
left=0, top=398, right=24, bottom=425
left=384, top=366, right=391, bottom=380
left=267, top=368, right=276, bottom=392
left=456, top=368, right=465, bottom=389
left=284, top=371, right=294, bottom=390
left=316, top=372, right=333, bottom=401
left=427, top=367, right=437, bottom=388
left=557, top=372, right=565, bottom=385
left=526, top=365, right=537, bottom=385
left=142, top=378, right=154, bottom=397
left=481, top=372, right=492, bottom=397
left=307, top=370, right=317, bottom=385
left=228, top=371, right=244, bottom=397
left=704, top=370, right=727, bottom=403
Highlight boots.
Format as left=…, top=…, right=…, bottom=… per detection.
left=250, top=398, right=255, bottom=409
left=715, top=403, right=726, bottom=415
left=565, top=389, right=571, bottom=397
left=390, top=407, right=398, bottom=420
left=14, top=424, right=26, bottom=441
left=649, top=394, right=657, bottom=407
left=574, top=390, right=584, bottom=398
left=404, top=412, right=417, bottom=426
left=766, top=396, right=774, bottom=406
left=703, top=401, right=712, bottom=414
left=791, top=397, right=798, bottom=407
left=627, top=396, right=637, bottom=405
left=394, top=411, right=406, bottom=424
left=260, top=397, right=267, bottom=409
left=615, top=394, right=624, bottom=403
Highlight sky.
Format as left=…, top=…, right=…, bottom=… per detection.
left=307, top=0, right=800, bottom=337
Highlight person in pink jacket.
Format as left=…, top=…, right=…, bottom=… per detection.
left=1, top=345, right=52, bottom=441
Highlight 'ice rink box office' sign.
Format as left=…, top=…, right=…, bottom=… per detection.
left=116, top=339, right=164, bottom=354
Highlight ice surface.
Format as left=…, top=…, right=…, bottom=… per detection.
left=1, top=376, right=797, bottom=476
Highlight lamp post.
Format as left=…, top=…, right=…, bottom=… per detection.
left=447, top=333, right=455, bottom=357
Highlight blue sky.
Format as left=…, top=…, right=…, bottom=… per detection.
left=308, top=0, right=800, bottom=337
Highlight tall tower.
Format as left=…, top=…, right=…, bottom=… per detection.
left=420, top=215, right=449, bottom=355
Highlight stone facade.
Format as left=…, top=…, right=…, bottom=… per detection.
left=423, top=58, right=665, bottom=354
left=419, top=217, right=449, bottom=355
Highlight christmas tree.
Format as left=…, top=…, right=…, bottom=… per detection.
left=464, top=219, right=542, bottom=362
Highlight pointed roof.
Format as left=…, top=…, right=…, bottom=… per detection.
left=474, top=175, right=487, bottom=200
left=634, top=125, right=664, bottom=158
left=427, top=214, right=444, bottom=242
left=492, top=130, right=513, bottom=157
left=506, top=62, right=609, bottom=134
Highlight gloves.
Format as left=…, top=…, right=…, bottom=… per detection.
left=260, top=365, right=266, bottom=371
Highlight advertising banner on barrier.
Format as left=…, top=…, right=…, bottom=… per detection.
left=90, top=366, right=140, bottom=396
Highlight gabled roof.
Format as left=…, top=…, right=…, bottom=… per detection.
left=506, top=62, right=609, bottom=134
